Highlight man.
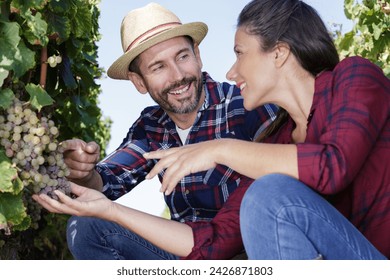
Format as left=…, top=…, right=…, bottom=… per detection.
left=33, top=3, right=277, bottom=259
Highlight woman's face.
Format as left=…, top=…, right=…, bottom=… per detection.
left=226, top=27, right=277, bottom=111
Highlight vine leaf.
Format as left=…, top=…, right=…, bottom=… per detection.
left=0, top=68, right=9, bottom=87
left=0, top=21, right=21, bottom=69
left=23, top=10, right=49, bottom=46
left=0, top=21, right=35, bottom=77
left=0, top=151, right=26, bottom=234
left=0, top=88, right=14, bottom=110
left=0, top=150, right=22, bottom=194
left=25, top=83, right=54, bottom=111
left=0, top=192, right=28, bottom=234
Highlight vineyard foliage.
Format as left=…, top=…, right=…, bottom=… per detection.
left=333, top=0, right=389, bottom=77
left=0, top=0, right=111, bottom=259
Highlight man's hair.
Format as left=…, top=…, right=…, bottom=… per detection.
left=128, top=36, right=195, bottom=76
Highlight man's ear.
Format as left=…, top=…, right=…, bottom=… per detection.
left=127, top=72, right=148, bottom=94
left=193, top=43, right=203, bottom=69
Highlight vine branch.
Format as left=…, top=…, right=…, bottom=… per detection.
left=40, top=46, right=48, bottom=89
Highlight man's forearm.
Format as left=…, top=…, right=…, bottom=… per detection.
left=70, top=169, right=103, bottom=192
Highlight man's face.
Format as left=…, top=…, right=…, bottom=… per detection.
left=136, top=37, right=204, bottom=115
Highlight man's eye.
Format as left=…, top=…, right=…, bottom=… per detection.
left=152, top=65, right=163, bottom=72
left=178, top=54, right=189, bottom=61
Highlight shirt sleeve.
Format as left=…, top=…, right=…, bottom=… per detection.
left=182, top=177, right=253, bottom=260
left=250, top=103, right=278, bottom=139
left=298, top=57, right=390, bottom=194
left=96, top=115, right=155, bottom=200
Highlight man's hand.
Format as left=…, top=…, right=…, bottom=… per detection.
left=61, top=139, right=100, bottom=185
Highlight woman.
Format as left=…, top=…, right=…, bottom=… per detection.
left=144, top=0, right=390, bottom=259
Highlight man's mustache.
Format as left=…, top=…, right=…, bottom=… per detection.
left=162, top=77, right=197, bottom=95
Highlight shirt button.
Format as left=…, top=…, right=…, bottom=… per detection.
left=195, top=211, right=200, bottom=216
left=185, top=190, right=190, bottom=194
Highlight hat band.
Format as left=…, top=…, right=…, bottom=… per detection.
left=126, top=22, right=182, bottom=52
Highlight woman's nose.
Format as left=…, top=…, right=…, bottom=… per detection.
left=226, top=62, right=237, bottom=81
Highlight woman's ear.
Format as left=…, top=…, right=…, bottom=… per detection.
left=127, top=72, right=148, bottom=94
left=274, top=42, right=290, bottom=68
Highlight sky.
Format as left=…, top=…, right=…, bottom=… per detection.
left=95, top=0, right=353, bottom=215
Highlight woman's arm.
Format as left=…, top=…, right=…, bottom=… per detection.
left=33, top=183, right=194, bottom=257
left=144, top=139, right=298, bottom=195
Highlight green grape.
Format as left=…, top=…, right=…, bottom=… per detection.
left=0, top=96, right=72, bottom=208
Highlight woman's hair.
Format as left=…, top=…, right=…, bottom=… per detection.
left=238, top=0, right=340, bottom=141
left=238, top=0, right=339, bottom=76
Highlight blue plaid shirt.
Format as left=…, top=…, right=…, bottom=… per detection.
left=97, top=72, right=277, bottom=223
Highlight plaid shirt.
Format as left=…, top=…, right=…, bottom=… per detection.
left=96, top=72, right=277, bottom=259
left=265, top=57, right=390, bottom=258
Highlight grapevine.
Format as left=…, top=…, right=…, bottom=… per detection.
left=0, top=0, right=111, bottom=259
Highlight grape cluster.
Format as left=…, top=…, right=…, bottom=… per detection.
left=47, top=54, right=62, bottom=68
left=0, top=96, right=71, bottom=201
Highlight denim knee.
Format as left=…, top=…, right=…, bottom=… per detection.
left=66, top=216, right=98, bottom=252
left=242, top=174, right=293, bottom=204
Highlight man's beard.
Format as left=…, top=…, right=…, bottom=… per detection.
left=149, top=75, right=203, bottom=114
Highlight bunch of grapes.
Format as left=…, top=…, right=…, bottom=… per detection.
left=0, top=96, right=71, bottom=203
left=47, top=54, right=62, bottom=68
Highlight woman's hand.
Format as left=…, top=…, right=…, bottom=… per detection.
left=32, top=182, right=114, bottom=220
left=143, top=141, right=220, bottom=195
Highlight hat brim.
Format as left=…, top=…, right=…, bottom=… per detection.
left=107, top=22, right=208, bottom=80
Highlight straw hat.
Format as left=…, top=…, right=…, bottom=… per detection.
left=107, top=3, right=208, bottom=80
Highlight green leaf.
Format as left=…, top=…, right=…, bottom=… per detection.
left=25, top=83, right=54, bottom=111
left=0, top=191, right=27, bottom=232
left=11, top=40, right=36, bottom=78
left=71, top=4, right=92, bottom=38
left=0, top=149, right=21, bottom=194
left=45, top=9, right=71, bottom=42
left=0, top=21, right=21, bottom=70
left=23, top=10, right=49, bottom=46
left=0, top=212, right=7, bottom=233
left=337, top=31, right=355, bottom=51
left=372, top=23, right=382, bottom=40
left=0, top=88, right=14, bottom=110
left=0, top=20, right=20, bottom=48
left=11, top=0, right=47, bottom=12
left=344, top=0, right=355, bottom=19
left=0, top=68, right=9, bottom=87
left=48, top=0, right=72, bottom=13
left=12, top=214, right=31, bottom=231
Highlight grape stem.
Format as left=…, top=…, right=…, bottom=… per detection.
left=40, top=46, right=48, bottom=89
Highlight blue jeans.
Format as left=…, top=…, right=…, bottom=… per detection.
left=240, top=174, right=387, bottom=260
left=66, top=216, right=179, bottom=260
